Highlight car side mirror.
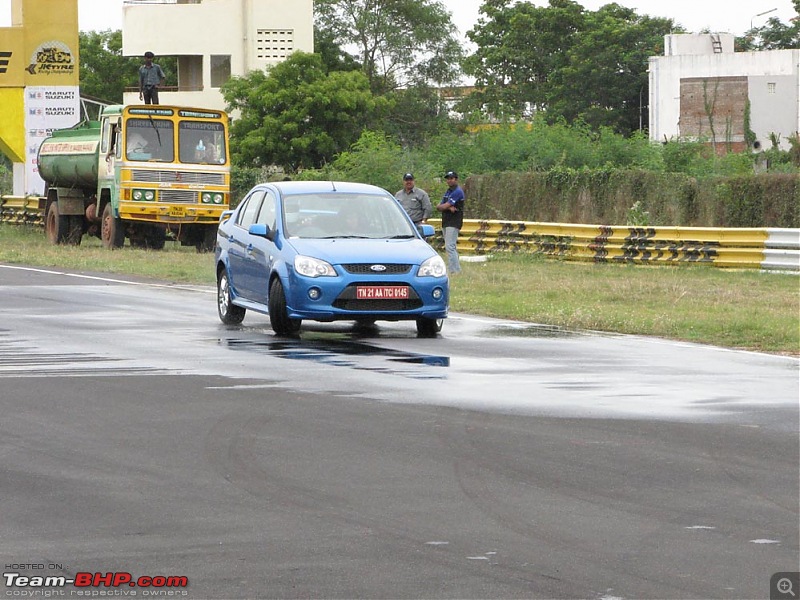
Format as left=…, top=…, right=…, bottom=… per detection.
left=419, top=224, right=435, bottom=238
left=248, top=223, right=273, bottom=240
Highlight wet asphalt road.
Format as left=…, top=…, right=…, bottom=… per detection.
left=1, top=264, right=798, bottom=599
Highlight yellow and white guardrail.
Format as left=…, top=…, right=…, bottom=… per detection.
left=428, top=219, right=800, bottom=271
left=3, top=198, right=798, bottom=271
left=0, top=196, right=43, bottom=227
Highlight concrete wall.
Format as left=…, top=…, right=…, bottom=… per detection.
left=121, top=0, right=313, bottom=110
left=649, top=34, right=799, bottom=152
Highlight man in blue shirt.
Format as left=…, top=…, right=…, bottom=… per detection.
left=436, top=170, right=465, bottom=274
left=139, top=51, right=166, bottom=105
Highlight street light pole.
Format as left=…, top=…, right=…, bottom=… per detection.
left=751, top=8, right=778, bottom=30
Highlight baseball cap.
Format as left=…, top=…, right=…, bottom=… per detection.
left=445, top=170, right=458, bottom=179
left=144, top=51, right=155, bottom=58
left=403, top=173, right=414, bottom=180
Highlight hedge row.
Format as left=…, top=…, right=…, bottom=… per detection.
left=463, top=170, right=800, bottom=228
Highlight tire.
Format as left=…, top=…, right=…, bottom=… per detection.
left=268, top=278, right=301, bottom=336
left=217, top=268, right=246, bottom=325
left=416, top=317, right=443, bottom=337
left=45, top=202, right=68, bottom=245
left=101, top=203, right=126, bottom=249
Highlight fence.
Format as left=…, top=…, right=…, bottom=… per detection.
left=2, top=197, right=798, bottom=271
left=0, top=196, right=44, bottom=227
left=429, top=219, right=800, bottom=271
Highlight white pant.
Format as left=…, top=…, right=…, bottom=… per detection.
left=443, top=226, right=461, bottom=273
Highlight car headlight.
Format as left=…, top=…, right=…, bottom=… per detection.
left=202, top=193, right=212, bottom=204
left=418, top=255, right=447, bottom=278
left=133, top=190, right=143, bottom=201
left=213, top=193, right=224, bottom=205
left=294, top=255, right=336, bottom=278
left=144, top=190, right=155, bottom=201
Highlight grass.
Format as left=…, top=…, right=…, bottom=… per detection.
left=1, top=224, right=798, bottom=355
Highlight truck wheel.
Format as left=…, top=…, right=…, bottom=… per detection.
left=268, top=278, right=301, bottom=336
left=217, top=268, right=246, bottom=325
left=101, top=203, right=126, bottom=249
left=196, top=227, right=217, bottom=253
left=45, top=202, right=68, bottom=245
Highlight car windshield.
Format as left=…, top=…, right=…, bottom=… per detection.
left=125, top=118, right=174, bottom=162
left=283, top=193, right=418, bottom=239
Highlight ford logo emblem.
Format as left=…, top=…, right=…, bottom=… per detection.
left=370, top=264, right=387, bottom=272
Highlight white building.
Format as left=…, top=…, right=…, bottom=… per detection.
left=121, top=0, right=314, bottom=110
left=649, top=33, right=800, bottom=152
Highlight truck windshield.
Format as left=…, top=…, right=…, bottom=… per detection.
left=125, top=118, right=175, bottom=161
left=179, top=121, right=227, bottom=165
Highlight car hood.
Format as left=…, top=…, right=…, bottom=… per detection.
left=287, top=238, right=438, bottom=266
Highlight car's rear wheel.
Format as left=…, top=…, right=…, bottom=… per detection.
left=217, top=268, right=246, bottom=325
left=416, top=317, right=443, bottom=337
left=269, top=278, right=301, bottom=336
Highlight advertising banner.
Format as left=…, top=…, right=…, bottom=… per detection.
left=24, top=85, right=79, bottom=195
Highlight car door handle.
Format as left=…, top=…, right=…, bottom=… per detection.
left=246, top=244, right=254, bottom=253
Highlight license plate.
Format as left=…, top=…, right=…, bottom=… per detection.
left=356, top=285, right=409, bottom=300
left=169, top=206, right=186, bottom=217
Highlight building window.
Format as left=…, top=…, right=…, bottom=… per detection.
left=768, top=82, right=776, bottom=94
left=211, top=55, right=231, bottom=88
left=256, top=29, right=294, bottom=60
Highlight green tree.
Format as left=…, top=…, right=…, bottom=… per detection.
left=314, top=25, right=361, bottom=73
left=221, top=52, right=391, bottom=171
left=547, top=4, right=675, bottom=134
left=462, top=0, right=676, bottom=133
left=79, top=30, right=140, bottom=103
left=739, top=14, right=800, bottom=51
left=462, top=0, right=585, bottom=119
left=314, top=0, right=464, bottom=93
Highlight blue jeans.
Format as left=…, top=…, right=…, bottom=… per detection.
left=443, top=226, right=461, bottom=273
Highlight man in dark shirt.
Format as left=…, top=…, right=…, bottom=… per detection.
left=436, top=170, right=465, bottom=274
left=139, top=51, right=166, bottom=105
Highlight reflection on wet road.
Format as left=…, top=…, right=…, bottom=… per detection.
left=219, top=333, right=451, bottom=379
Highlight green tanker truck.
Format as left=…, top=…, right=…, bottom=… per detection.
left=37, top=104, right=230, bottom=250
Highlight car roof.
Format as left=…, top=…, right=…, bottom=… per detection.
left=269, top=181, right=391, bottom=196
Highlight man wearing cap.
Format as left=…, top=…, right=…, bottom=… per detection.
left=139, top=51, right=166, bottom=105
left=436, top=171, right=465, bottom=274
left=395, top=173, right=432, bottom=227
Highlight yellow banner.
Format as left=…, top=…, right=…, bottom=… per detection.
left=0, top=0, right=79, bottom=88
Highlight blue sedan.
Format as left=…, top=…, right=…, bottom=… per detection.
left=215, top=181, right=449, bottom=336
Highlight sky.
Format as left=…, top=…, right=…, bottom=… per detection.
left=0, top=0, right=795, bottom=39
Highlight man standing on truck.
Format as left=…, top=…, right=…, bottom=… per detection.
left=139, top=52, right=166, bottom=105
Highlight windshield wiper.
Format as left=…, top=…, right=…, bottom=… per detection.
left=385, top=234, right=416, bottom=239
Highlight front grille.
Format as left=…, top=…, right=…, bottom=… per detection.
left=158, top=189, right=198, bottom=204
left=342, top=264, right=412, bottom=275
left=131, top=170, right=225, bottom=185
left=332, top=283, right=422, bottom=311
left=333, top=299, right=423, bottom=311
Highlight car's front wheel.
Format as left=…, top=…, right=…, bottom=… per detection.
left=416, top=317, right=443, bottom=337
left=217, top=268, right=246, bottom=325
left=269, top=278, right=301, bottom=336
